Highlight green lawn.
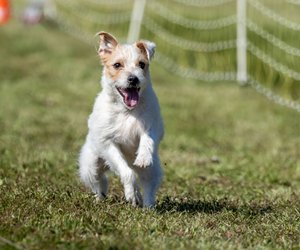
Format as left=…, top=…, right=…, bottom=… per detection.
left=0, top=19, right=300, bottom=249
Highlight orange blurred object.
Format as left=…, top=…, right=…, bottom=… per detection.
left=0, top=0, right=10, bottom=24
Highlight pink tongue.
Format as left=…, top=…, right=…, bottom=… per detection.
left=124, top=88, right=139, bottom=107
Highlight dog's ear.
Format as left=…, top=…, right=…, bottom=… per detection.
left=96, top=31, right=118, bottom=59
left=136, top=41, right=156, bottom=61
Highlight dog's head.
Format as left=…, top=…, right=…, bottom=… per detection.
left=97, top=31, right=155, bottom=110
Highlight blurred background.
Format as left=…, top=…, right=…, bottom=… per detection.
left=1, top=0, right=300, bottom=198
left=1, top=1, right=300, bottom=248
left=2, top=0, right=300, bottom=109
left=1, top=1, right=300, bottom=177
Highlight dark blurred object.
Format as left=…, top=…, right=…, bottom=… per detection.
left=22, top=0, right=45, bottom=25
left=0, top=0, right=10, bottom=24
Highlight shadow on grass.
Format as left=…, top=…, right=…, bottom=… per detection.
left=156, top=196, right=273, bottom=216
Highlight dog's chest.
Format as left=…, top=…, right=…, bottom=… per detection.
left=112, top=113, right=143, bottom=146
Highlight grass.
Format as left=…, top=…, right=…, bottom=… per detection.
left=1, top=10, right=300, bottom=250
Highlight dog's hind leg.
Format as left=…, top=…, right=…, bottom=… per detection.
left=121, top=171, right=143, bottom=207
left=79, top=142, right=108, bottom=199
left=100, top=143, right=142, bottom=206
left=137, top=154, right=163, bottom=208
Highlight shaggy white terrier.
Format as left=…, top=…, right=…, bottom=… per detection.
left=79, top=32, right=164, bottom=208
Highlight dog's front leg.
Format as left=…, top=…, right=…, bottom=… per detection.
left=133, top=133, right=155, bottom=168
left=101, top=143, right=142, bottom=206
left=134, top=133, right=163, bottom=208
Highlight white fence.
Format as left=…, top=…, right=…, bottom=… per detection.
left=49, top=0, right=300, bottom=112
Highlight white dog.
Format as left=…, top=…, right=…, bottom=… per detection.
left=79, top=32, right=164, bottom=208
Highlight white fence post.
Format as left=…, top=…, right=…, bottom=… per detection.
left=127, top=0, right=146, bottom=43
left=44, top=0, right=57, bottom=19
left=237, top=0, right=247, bottom=84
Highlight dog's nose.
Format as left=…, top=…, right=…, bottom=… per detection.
left=127, top=75, right=139, bottom=86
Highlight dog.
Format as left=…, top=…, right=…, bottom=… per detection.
left=79, top=32, right=164, bottom=208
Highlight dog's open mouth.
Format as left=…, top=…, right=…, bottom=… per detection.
left=117, top=87, right=140, bottom=109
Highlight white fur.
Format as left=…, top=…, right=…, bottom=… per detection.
left=79, top=33, right=164, bottom=208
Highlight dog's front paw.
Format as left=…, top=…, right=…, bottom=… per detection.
left=133, top=153, right=153, bottom=168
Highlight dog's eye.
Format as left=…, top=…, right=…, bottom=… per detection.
left=139, top=61, right=146, bottom=69
left=113, top=63, right=122, bottom=69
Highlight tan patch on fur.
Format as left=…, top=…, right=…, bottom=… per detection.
left=98, top=31, right=118, bottom=56
left=136, top=42, right=149, bottom=61
left=136, top=42, right=149, bottom=72
left=136, top=55, right=149, bottom=72
left=105, top=66, right=123, bottom=82
left=99, top=45, right=117, bottom=65
left=101, top=46, right=124, bottom=81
